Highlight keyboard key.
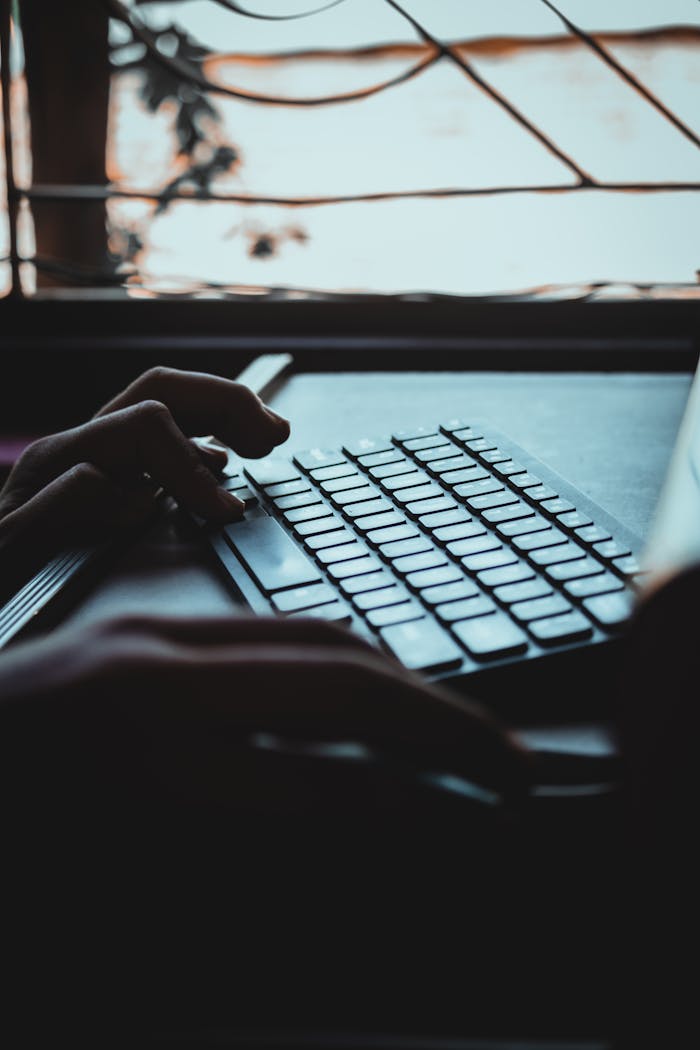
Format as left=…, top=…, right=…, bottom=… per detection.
left=380, top=536, right=433, bottom=560
left=310, top=462, right=356, bottom=482
left=440, top=418, right=471, bottom=435
left=304, top=528, right=354, bottom=552
left=353, top=510, right=405, bottom=533
left=541, top=497, right=575, bottom=516
left=225, top=486, right=258, bottom=508
left=246, top=460, right=301, bottom=487
left=358, top=448, right=404, bottom=468
left=406, top=496, right=457, bottom=518
left=462, top=549, right=518, bottom=574
left=414, top=445, right=455, bottom=463
left=441, top=467, right=488, bottom=487
left=343, top=498, right=394, bottom=520
left=317, top=541, right=369, bottom=565
left=380, top=618, right=463, bottom=672
left=392, top=550, right=447, bottom=576
left=339, top=570, right=393, bottom=596
left=482, top=502, right=533, bottom=525
left=497, top=515, right=550, bottom=538
left=273, top=491, right=321, bottom=512
left=465, top=437, right=497, bottom=453
left=454, top=478, right=502, bottom=500
left=558, top=510, right=593, bottom=530
left=524, top=485, right=558, bottom=502
left=267, top=479, right=310, bottom=499
left=406, top=564, right=464, bottom=590
left=366, top=523, right=419, bottom=546
left=612, top=555, right=641, bottom=577
left=330, top=486, right=377, bottom=508
left=381, top=470, right=429, bottom=492
left=583, top=590, right=634, bottom=630
left=420, top=579, right=479, bottom=606
left=394, top=484, right=444, bottom=506
left=466, top=490, right=519, bottom=512
left=453, top=613, right=528, bottom=660
left=528, top=611, right=593, bottom=646
left=510, top=473, right=541, bottom=489
left=546, top=557, right=605, bottom=583
left=284, top=503, right=333, bottom=525
left=293, top=515, right=344, bottom=538
left=353, top=585, right=409, bottom=612
left=433, top=520, right=485, bottom=544
left=436, top=595, right=495, bottom=623
left=447, top=534, right=501, bottom=558
left=272, top=583, right=337, bottom=613
left=343, top=437, right=393, bottom=458
left=368, top=460, right=415, bottom=480
left=493, top=460, right=526, bottom=477
left=450, top=426, right=483, bottom=443
left=510, top=594, right=572, bottom=623
left=479, top=449, right=510, bottom=464
left=564, top=572, right=624, bottom=599
left=294, top=449, right=345, bottom=471
left=530, top=542, right=586, bottom=567
left=221, top=473, right=246, bottom=491
left=593, top=539, right=632, bottom=561
left=494, top=578, right=552, bottom=604
left=327, top=555, right=381, bottom=580
left=478, top=562, right=534, bottom=589
left=575, top=524, right=612, bottom=544
left=367, top=602, right=424, bottom=629
left=320, top=473, right=365, bottom=494
left=289, top=601, right=352, bottom=624
left=513, top=527, right=569, bottom=553
left=404, top=435, right=451, bottom=452
left=420, top=508, right=470, bottom=530
left=224, top=512, right=320, bottom=594
left=428, top=456, right=478, bottom=477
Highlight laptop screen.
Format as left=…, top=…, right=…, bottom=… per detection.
left=642, top=357, right=700, bottom=593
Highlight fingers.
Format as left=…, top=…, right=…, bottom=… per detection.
left=95, top=367, right=290, bottom=459
left=94, top=615, right=528, bottom=796
left=16, top=403, right=247, bottom=523
left=176, top=648, right=528, bottom=796
left=0, top=463, right=156, bottom=585
left=99, top=612, right=376, bottom=655
left=196, top=649, right=528, bottom=795
left=192, top=440, right=228, bottom=475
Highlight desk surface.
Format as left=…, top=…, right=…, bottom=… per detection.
left=61, top=370, right=691, bottom=745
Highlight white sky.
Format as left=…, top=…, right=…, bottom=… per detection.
left=5, top=1, right=699, bottom=297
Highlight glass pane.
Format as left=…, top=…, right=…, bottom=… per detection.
left=108, top=190, right=697, bottom=298
left=0, top=77, right=10, bottom=299
left=2, top=0, right=698, bottom=300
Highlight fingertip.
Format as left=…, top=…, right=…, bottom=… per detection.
left=197, top=443, right=229, bottom=471
left=215, top=487, right=246, bottom=522
left=264, top=407, right=291, bottom=441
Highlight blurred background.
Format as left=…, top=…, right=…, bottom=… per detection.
left=1, top=0, right=699, bottom=302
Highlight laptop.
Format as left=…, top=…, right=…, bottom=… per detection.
left=1, top=357, right=697, bottom=724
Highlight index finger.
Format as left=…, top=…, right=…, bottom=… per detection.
left=95, top=367, right=290, bottom=459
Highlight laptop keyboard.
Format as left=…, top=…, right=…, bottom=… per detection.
left=202, top=419, right=642, bottom=681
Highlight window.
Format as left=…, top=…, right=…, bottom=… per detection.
left=2, top=0, right=698, bottom=308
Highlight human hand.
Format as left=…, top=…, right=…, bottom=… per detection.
left=0, top=613, right=530, bottom=820
left=0, top=366, right=289, bottom=587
